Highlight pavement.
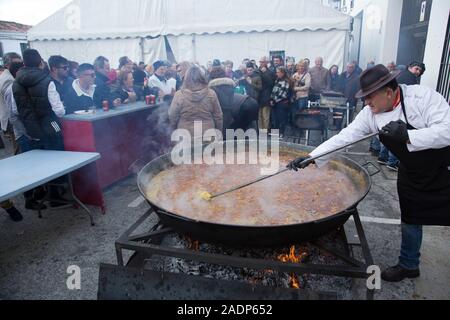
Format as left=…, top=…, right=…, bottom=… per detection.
left=0, top=139, right=449, bottom=300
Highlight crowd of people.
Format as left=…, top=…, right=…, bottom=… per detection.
left=0, top=47, right=427, bottom=222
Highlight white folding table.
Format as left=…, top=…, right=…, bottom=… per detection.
left=0, top=150, right=101, bottom=225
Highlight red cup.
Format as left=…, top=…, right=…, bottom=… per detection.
left=145, top=95, right=151, bottom=105
left=102, top=100, right=110, bottom=112
left=150, top=95, right=156, bottom=105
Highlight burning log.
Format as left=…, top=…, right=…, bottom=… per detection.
left=277, top=246, right=309, bottom=289
left=186, top=237, right=200, bottom=251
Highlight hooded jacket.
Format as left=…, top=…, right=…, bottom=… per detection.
left=169, top=87, right=223, bottom=139
left=208, top=77, right=235, bottom=111
left=13, top=67, right=57, bottom=140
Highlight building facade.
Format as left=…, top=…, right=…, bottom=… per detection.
left=343, top=0, right=450, bottom=100
left=0, top=21, right=31, bottom=65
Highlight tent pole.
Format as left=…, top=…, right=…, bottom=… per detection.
left=344, top=30, right=350, bottom=70
left=192, top=34, right=197, bottom=62
left=139, top=37, right=145, bottom=63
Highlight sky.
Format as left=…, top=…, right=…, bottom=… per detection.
left=0, top=0, right=72, bottom=26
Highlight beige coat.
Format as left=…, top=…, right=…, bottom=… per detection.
left=169, top=87, right=223, bottom=140
left=293, top=72, right=311, bottom=99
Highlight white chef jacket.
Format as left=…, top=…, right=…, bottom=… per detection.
left=310, top=84, right=450, bottom=166
left=148, top=74, right=176, bottom=96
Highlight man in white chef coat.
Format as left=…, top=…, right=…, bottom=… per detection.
left=288, top=64, right=450, bottom=282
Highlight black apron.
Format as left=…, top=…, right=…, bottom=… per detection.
left=379, top=88, right=450, bottom=226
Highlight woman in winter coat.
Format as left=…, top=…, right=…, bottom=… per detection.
left=169, top=66, right=223, bottom=141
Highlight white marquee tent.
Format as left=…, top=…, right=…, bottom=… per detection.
left=28, top=0, right=352, bottom=69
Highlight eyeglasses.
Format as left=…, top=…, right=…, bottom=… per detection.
left=81, top=73, right=96, bottom=78
left=58, top=66, right=69, bottom=71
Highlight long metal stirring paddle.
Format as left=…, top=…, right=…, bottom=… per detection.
left=200, top=132, right=380, bottom=201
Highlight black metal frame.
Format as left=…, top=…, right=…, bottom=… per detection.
left=115, top=207, right=375, bottom=300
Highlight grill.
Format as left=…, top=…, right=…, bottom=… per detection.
left=98, top=208, right=376, bottom=300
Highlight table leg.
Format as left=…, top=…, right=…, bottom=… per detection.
left=68, top=174, right=95, bottom=226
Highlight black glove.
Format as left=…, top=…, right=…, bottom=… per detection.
left=287, top=157, right=314, bottom=172
left=380, top=120, right=409, bottom=144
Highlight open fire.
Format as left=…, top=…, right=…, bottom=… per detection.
left=140, top=232, right=353, bottom=295
left=277, top=246, right=309, bottom=289
left=110, top=209, right=376, bottom=300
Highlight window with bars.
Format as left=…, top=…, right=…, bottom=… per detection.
left=437, top=14, right=450, bottom=102
left=20, top=43, right=29, bottom=55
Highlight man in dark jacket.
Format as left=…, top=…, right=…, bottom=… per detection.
left=13, top=49, right=67, bottom=206
left=209, top=68, right=236, bottom=134
left=48, top=55, right=74, bottom=103
left=13, top=49, right=65, bottom=150
left=340, top=62, right=361, bottom=122
left=397, top=61, right=425, bottom=85
left=93, top=56, right=121, bottom=109
left=258, top=56, right=276, bottom=130
left=133, top=62, right=147, bottom=86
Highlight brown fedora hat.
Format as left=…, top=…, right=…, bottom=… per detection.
left=355, top=64, right=402, bottom=99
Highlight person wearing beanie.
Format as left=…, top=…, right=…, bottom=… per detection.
left=148, top=60, right=176, bottom=103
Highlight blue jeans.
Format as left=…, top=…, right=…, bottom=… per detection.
left=291, top=98, right=308, bottom=125
left=399, top=223, right=423, bottom=270
left=296, top=97, right=308, bottom=112
left=379, top=143, right=399, bottom=167
left=17, top=136, right=42, bottom=200
left=272, top=102, right=291, bottom=135
left=17, top=135, right=41, bottom=153
left=17, top=135, right=66, bottom=199
left=370, top=137, right=381, bottom=153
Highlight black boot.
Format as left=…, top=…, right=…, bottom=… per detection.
left=6, top=206, right=23, bottom=222
left=33, top=187, right=47, bottom=201
left=381, top=265, right=420, bottom=282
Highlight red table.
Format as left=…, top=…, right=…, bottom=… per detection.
left=62, top=102, right=172, bottom=213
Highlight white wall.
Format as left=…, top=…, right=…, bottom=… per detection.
left=350, top=0, right=402, bottom=68
left=351, top=0, right=449, bottom=91
left=168, top=30, right=348, bottom=71
left=421, top=0, right=450, bottom=90
left=30, top=38, right=142, bottom=67
left=0, top=38, right=27, bottom=55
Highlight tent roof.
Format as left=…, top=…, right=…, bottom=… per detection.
left=28, top=0, right=351, bottom=41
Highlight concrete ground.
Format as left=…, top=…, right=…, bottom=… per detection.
left=0, top=140, right=449, bottom=300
